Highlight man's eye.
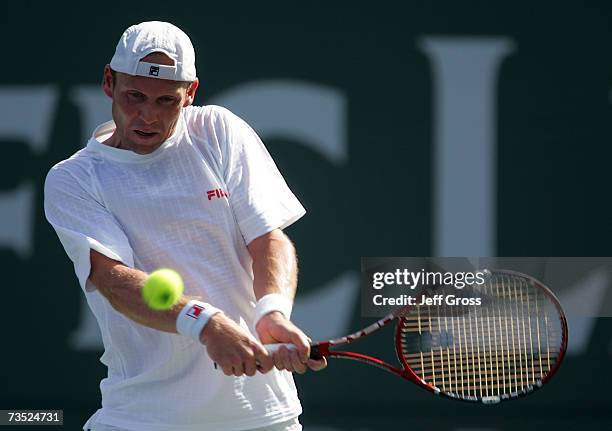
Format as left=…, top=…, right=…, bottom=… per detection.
left=159, top=97, right=177, bottom=104
left=127, top=91, right=145, bottom=100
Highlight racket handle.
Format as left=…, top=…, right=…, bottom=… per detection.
left=264, top=343, right=295, bottom=353
left=213, top=344, right=323, bottom=369
left=264, top=343, right=323, bottom=360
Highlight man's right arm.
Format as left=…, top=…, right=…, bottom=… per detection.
left=89, top=249, right=273, bottom=376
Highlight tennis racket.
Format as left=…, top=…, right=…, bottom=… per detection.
left=267, top=269, right=568, bottom=404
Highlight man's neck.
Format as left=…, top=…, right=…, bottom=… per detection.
left=101, top=130, right=124, bottom=149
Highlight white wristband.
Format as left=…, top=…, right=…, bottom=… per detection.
left=177, top=300, right=222, bottom=343
left=254, top=293, right=293, bottom=327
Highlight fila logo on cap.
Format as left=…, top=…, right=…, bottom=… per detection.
left=149, top=65, right=160, bottom=76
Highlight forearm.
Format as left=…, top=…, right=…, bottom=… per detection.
left=89, top=251, right=275, bottom=376
left=89, top=250, right=192, bottom=334
left=248, top=231, right=327, bottom=372
left=248, top=230, right=298, bottom=301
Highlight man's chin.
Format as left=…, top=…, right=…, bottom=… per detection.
left=123, top=138, right=164, bottom=155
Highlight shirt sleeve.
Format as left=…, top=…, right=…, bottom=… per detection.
left=44, top=165, right=134, bottom=292
left=217, top=108, right=307, bottom=244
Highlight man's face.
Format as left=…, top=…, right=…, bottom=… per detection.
left=102, top=53, right=198, bottom=154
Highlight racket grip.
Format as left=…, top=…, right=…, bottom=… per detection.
left=213, top=343, right=323, bottom=369
left=264, top=343, right=323, bottom=360
left=264, top=343, right=295, bottom=353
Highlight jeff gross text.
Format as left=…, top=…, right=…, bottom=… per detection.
left=373, top=294, right=482, bottom=306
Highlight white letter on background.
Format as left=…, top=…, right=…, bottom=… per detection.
left=419, top=37, right=515, bottom=257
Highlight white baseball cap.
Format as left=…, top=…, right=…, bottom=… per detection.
left=110, top=21, right=197, bottom=82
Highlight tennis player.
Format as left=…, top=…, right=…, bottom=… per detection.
left=44, top=21, right=325, bottom=431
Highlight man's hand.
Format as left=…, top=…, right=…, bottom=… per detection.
left=256, top=311, right=327, bottom=374
left=201, top=313, right=273, bottom=377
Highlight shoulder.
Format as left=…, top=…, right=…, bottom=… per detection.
left=45, top=148, right=97, bottom=195
left=46, top=148, right=94, bottom=179
left=182, top=105, right=256, bottom=165
left=183, top=105, right=250, bottom=135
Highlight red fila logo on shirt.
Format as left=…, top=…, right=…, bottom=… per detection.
left=187, top=304, right=204, bottom=319
left=207, top=189, right=229, bottom=200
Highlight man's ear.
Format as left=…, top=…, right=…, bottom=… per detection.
left=102, top=65, right=114, bottom=98
left=183, top=78, right=199, bottom=107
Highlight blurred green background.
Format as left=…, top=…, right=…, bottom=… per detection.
left=1, top=1, right=611, bottom=429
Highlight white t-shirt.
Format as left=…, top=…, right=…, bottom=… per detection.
left=44, top=105, right=306, bottom=431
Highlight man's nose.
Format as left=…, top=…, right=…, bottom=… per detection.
left=138, top=103, right=157, bottom=125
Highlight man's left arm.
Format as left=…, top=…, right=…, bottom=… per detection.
left=248, top=229, right=326, bottom=373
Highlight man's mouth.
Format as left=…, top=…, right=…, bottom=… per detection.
left=134, top=130, right=157, bottom=137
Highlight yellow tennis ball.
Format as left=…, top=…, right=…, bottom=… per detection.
left=143, top=269, right=184, bottom=310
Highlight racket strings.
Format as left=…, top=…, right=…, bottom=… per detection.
left=399, top=273, right=564, bottom=401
